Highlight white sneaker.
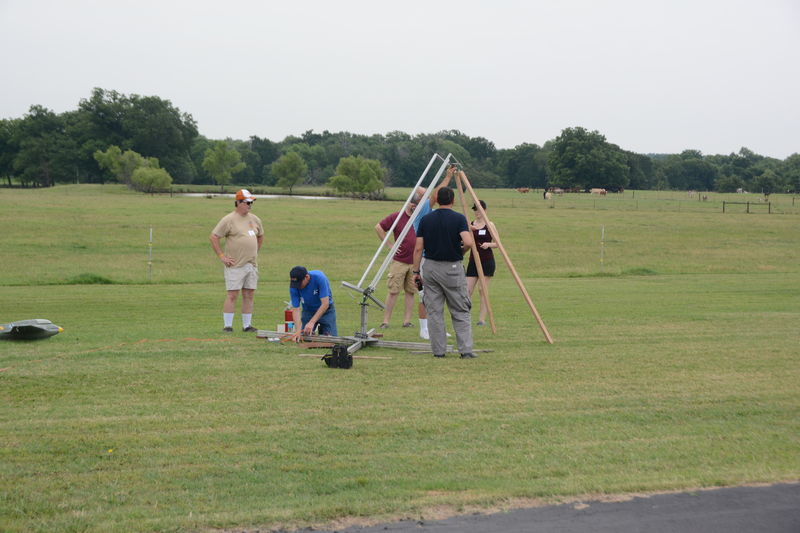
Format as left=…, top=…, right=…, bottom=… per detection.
left=446, top=332, right=452, bottom=337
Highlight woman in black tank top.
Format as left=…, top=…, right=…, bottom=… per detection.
left=465, top=200, right=497, bottom=326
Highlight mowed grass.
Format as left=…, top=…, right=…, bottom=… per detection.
left=1, top=185, right=799, bottom=532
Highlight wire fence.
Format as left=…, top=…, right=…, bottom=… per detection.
left=502, top=191, right=800, bottom=215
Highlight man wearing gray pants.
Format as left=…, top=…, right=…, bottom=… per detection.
left=412, top=185, right=476, bottom=359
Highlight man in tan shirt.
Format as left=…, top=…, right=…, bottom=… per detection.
left=209, top=189, right=264, bottom=332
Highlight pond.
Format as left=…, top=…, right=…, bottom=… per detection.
left=178, top=193, right=339, bottom=200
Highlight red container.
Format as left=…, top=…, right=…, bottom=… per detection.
left=284, top=308, right=294, bottom=332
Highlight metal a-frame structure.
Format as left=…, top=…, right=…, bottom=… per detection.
left=259, top=153, right=460, bottom=356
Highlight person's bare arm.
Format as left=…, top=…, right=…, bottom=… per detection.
left=210, top=234, right=234, bottom=267
left=429, top=166, right=456, bottom=208
left=375, top=223, right=388, bottom=242
left=291, top=307, right=303, bottom=342
left=303, top=297, right=330, bottom=335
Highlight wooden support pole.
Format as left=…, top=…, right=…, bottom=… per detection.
left=455, top=172, right=497, bottom=333
left=459, top=172, right=555, bottom=344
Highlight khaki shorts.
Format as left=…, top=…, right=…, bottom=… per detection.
left=387, top=260, right=417, bottom=294
left=224, top=263, right=258, bottom=291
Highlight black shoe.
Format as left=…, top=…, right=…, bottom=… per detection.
left=222, top=327, right=233, bottom=332
left=460, top=353, right=477, bottom=359
left=433, top=353, right=446, bottom=358
left=242, top=326, right=257, bottom=332
left=380, top=323, right=389, bottom=329
left=402, top=322, right=413, bottom=328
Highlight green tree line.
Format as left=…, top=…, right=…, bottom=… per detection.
left=2, top=88, right=798, bottom=194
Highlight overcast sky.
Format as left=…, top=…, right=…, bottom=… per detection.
left=1, top=0, right=798, bottom=159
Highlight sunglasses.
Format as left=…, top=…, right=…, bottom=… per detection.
left=244, top=201, right=254, bottom=205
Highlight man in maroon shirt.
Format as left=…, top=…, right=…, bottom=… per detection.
left=374, top=189, right=426, bottom=333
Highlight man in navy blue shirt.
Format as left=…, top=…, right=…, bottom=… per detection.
left=413, top=185, right=476, bottom=359
left=289, top=265, right=338, bottom=340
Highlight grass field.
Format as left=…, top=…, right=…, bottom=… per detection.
left=1, top=185, right=798, bottom=532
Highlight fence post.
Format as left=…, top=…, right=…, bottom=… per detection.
left=723, top=201, right=726, bottom=213
left=147, top=227, right=153, bottom=282
left=746, top=202, right=750, bottom=214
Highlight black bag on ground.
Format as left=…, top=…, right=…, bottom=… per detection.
left=323, top=344, right=353, bottom=369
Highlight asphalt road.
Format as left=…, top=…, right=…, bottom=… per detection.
left=297, top=483, right=799, bottom=533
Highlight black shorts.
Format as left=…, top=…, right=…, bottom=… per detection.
left=466, top=257, right=495, bottom=277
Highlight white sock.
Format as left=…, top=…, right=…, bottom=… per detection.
left=223, top=313, right=234, bottom=328
left=419, top=318, right=428, bottom=334
left=242, top=313, right=252, bottom=328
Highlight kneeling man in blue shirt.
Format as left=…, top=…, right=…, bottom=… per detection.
left=289, top=265, right=338, bottom=341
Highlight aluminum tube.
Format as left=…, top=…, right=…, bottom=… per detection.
left=356, top=153, right=439, bottom=288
